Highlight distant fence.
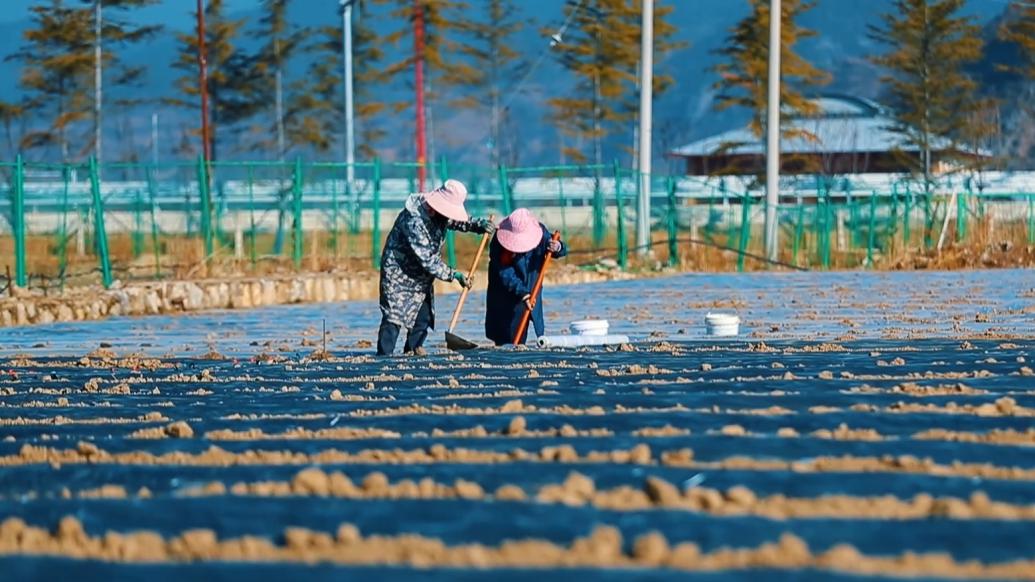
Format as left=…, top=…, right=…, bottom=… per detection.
left=0, top=154, right=1033, bottom=290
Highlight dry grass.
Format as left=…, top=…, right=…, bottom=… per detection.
left=0, top=215, right=1030, bottom=290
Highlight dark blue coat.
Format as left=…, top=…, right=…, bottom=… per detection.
left=484, top=224, right=567, bottom=346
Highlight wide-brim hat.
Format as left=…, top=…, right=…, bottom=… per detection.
left=422, top=179, right=469, bottom=222
left=497, top=208, right=542, bottom=253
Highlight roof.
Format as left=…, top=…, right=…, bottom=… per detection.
left=668, top=95, right=987, bottom=158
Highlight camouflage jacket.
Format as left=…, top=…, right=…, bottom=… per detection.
left=379, top=194, right=475, bottom=328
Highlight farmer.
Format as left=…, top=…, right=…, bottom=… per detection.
left=485, top=208, right=567, bottom=346
left=377, top=179, right=495, bottom=356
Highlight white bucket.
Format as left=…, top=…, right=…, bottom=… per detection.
left=705, top=313, right=740, bottom=337
left=570, top=319, right=610, bottom=336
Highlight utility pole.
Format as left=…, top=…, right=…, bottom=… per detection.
left=636, top=0, right=653, bottom=256
left=413, top=0, right=427, bottom=191
left=764, top=0, right=782, bottom=262
left=341, top=0, right=356, bottom=184
left=94, top=0, right=103, bottom=167
left=196, top=0, right=212, bottom=164
left=274, top=36, right=286, bottom=160
left=151, top=113, right=159, bottom=165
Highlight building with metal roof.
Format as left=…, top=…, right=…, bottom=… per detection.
left=667, top=95, right=991, bottom=176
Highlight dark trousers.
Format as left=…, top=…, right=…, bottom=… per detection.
left=377, top=295, right=433, bottom=356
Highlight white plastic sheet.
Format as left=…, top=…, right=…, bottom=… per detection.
left=536, top=335, right=631, bottom=348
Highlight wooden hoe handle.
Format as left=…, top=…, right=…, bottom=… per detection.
left=512, top=230, right=561, bottom=345
left=447, top=215, right=494, bottom=333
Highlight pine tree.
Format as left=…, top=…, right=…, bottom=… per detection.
left=289, top=2, right=386, bottom=158
left=352, top=6, right=388, bottom=158
left=80, top=0, right=161, bottom=161
left=710, top=0, right=829, bottom=141
left=0, top=101, right=23, bottom=159
left=999, top=2, right=1035, bottom=80
left=869, top=0, right=985, bottom=187
left=9, top=0, right=94, bottom=161
left=548, top=0, right=684, bottom=165
left=997, top=2, right=1035, bottom=162
left=454, top=0, right=527, bottom=166
left=372, top=0, right=478, bottom=163
left=168, top=0, right=258, bottom=161
left=251, top=0, right=306, bottom=159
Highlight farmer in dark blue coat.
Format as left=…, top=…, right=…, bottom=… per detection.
left=485, top=208, right=567, bottom=346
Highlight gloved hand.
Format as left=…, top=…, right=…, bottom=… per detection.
left=470, top=217, right=496, bottom=235
left=453, top=271, right=473, bottom=289
left=547, top=239, right=563, bottom=254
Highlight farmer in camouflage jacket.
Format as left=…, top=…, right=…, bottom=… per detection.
left=377, top=179, right=495, bottom=356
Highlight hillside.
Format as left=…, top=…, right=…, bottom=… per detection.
left=0, top=0, right=1022, bottom=167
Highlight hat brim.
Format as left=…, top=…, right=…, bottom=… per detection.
left=424, top=194, right=469, bottom=222
left=497, top=224, right=541, bottom=253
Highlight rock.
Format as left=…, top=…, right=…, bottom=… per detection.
left=494, top=485, right=527, bottom=501
left=721, top=424, right=746, bottom=436
left=453, top=479, right=484, bottom=499
left=164, top=421, right=194, bottom=438
left=562, top=472, right=595, bottom=499
left=632, top=531, right=670, bottom=565
left=629, top=444, right=652, bottom=464
left=506, top=416, right=527, bottom=435
left=362, top=472, right=390, bottom=493
left=724, top=486, right=757, bottom=507
left=643, top=476, right=680, bottom=505
left=77, top=441, right=100, bottom=456
left=336, top=524, right=361, bottom=544
left=500, top=399, right=524, bottom=413
left=292, top=468, right=330, bottom=495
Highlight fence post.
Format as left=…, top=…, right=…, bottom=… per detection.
left=666, top=176, right=678, bottom=267
left=956, top=186, right=967, bottom=243
left=196, top=154, right=214, bottom=260
left=902, top=184, right=912, bottom=249
left=330, top=166, right=341, bottom=259
left=372, top=157, right=382, bottom=269
left=736, top=191, right=751, bottom=272
left=89, top=156, right=113, bottom=288
left=557, top=174, right=568, bottom=240
left=145, top=166, right=162, bottom=279
left=441, top=157, right=456, bottom=267
left=292, top=157, right=304, bottom=269
left=132, top=189, right=144, bottom=259
left=613, top=160, right=627, bottom=268
left=245, top=165, right=257, bottom=267
left=57, top=166, right=70, bottom=290
left=793, top=202, right=805, bottom=267
left=1028, top=192, right=1034, bottom=245
left=497, top=164, right=512, bottom=215
left=866, top=191, right=877, bottom=268
left=11, top=155, right=26, bottom=288
left=593, top=171, right=605, bottom=249
left=824, top=193, right=834, bottom=269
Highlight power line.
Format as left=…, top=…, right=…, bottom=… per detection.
left=478, top=0, right=586, bottom=154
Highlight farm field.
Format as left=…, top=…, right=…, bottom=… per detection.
left=0, top=270, right=1033, bottom=580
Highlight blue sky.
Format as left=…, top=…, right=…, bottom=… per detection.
left=1, top=0, right=260, bottom=23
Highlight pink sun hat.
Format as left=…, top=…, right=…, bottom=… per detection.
left=497, top=208, right=543, bottom=253
left=423, top=179, right=469, bottom=222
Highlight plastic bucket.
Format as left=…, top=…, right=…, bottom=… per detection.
left=705, top=313, right=740, bottom=337
left=570, top=319, right=609, bottom=336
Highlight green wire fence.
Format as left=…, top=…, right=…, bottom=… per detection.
left=1, top=155, right=1033, bottom=290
